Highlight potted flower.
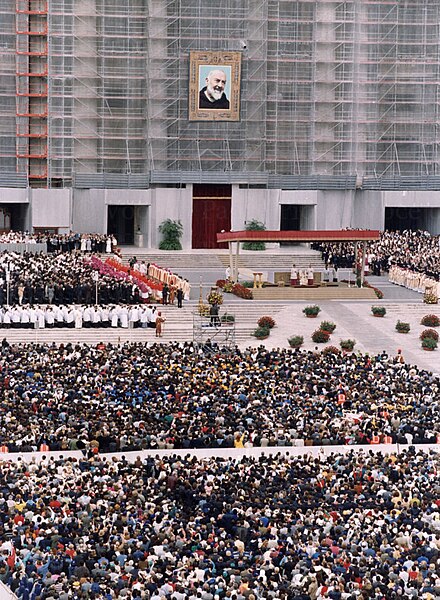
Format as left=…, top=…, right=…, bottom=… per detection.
left=320, top=321, right=336, bottom=334
left=258, top=316, right=276, bottom=329
left=303, top=305, right=321, bottom=318
left=207, top=290, right=224, bottom=306
left=371, top=306, right=386, bottom=317
left=323, top=345, right=340, bottom=355
left=340, top=339, right=356, bottom=352
left=420, top=329, right=439, bottom=342
left=422, top=337, right=438, bottom=351
left=395, top=320, right=410, bottom=333
left=253, top=326, right=270, bottom=340
left=312, top=329, right=330, bottom=343
left=221, top=313, right=235, bottom=325
left=288, top=335, right=304, bottom=349
left=421, top=314, right=440, bottom=327
left=231, top=283, right=253, bottom=300
left=423, top=291, right=438, bottom=305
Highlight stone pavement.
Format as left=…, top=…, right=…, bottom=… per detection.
left=236, top=299, right=440, bottom=374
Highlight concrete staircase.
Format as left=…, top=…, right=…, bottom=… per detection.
left=216, top=252, right=325, bottom=270
left=251, top=286, right=377, bottom=301
left=0, top=302, right=286, bottom=346
left=119, top=252, right=224, bottom=269
left=119, top=248, right=326, bottom=272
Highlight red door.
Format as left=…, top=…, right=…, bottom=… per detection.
left=192, top=184, right=231, bottom=249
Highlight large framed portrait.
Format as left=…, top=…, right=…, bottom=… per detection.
left=189, top=51, right=241, bottom=122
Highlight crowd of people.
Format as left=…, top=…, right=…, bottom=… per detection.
left=0, top=448, right=438, bottom=599
left=0, top=231, right=117, bottom=254
left=312, top=230, right=440, bottom=281
left=0, top=226, right=438, bottom=599
left=0, top=304, right=165, bottom=330
left=0, top=253, right=143, bottom=306
left=0, top=341, right=438, bottom=454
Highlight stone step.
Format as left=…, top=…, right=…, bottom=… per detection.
left=216, top=255, right=325, bottom=269
left=119, top=250, right=326, bottom=271
left=251, top=286, right=377, bottom=301
left=0, top=303, right=287, bottom=345
left=120, top=252, right=223, bottom=269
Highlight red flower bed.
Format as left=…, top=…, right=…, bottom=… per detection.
left=231, top=283, right=253, bottom=299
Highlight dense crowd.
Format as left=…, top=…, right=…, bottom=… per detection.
left=0, top=342, right=438, bottom=453
left=0, top=304, right=163, bottom=329
left=0, top=253, right=141, bottom=306
left=0, top=449, right=438, bottom=599
left=312, top=230, right=440, bottom=280
left=0, top=231, right=116, bottom=254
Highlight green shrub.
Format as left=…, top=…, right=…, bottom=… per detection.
left=242, top=219, right=266, bottom=251
left=158, top=219, right=183, bottom=250
left=288, top=335, right=303, bottom=348
left=340, top=339, right=356, bottom=351
left=303, top=305, right=321, bottom=317
left=320, top=320, right=336, bottom=333
left=312, top=329, right=330, bottom=343
left=253, top=326, right=270, bottom=338
left=422, top=337, right=438, bottom=350
left=395, top=320, right=410, bottom=333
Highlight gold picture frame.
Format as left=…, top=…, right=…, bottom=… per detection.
left=189, top=51, right=241, bottom=122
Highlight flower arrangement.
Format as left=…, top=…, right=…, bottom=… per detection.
left=423, top=291, right=438, bottom=305
left=207, top=290, right=224, bottom=306
left=421, top=314, right=440, bottom=327
left=258, top=316, right=276, bottom=329
left=364, top=281, right=384, bottom=299
left=303, top=305, right=321, bottom=317
left=319, top=321, right=336, bottom=333
left=312, top=329, right=330, bottom=343
left=422, top=337, right=438, bottom=350
left=323, top=345, right=340, bottom=355
left=420, top=329, right=439, bottom=342
left=340, top=339, right=356, bottom=351
left=288, top=335, right=304, bottom=348
left=198, top=302, right=210, bottom=317
left=253, top=326, right=270, bottom=339
left=371, top=306, right=386, bottom=317
left=231, top=283, right=253, bottom=300
left=395, top=320, right=410, bottom=333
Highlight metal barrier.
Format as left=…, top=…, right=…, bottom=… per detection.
left=0, top=243, right=47, bottom=254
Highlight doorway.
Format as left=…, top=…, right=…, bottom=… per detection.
left=385, top=206, right=436, bottom=233
left=107, top=205, right=134, bottom=245
left=0, top=203, right=28, bottom=232
left=192, top=184, right=231, bottom=249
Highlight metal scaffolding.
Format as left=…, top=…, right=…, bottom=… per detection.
left=192, top=311, right=236, bottom=353
left=0, top=0, right=439, bottom=187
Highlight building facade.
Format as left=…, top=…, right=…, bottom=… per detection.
left=0, top=0, right=439, bottom=246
